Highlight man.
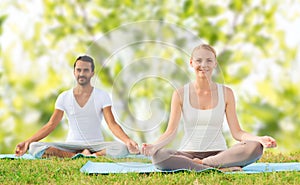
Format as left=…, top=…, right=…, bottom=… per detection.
left=15, top=55, right=140, bottom=158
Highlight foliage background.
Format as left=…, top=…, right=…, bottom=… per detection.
left=0, top=0, right=299, bottom=154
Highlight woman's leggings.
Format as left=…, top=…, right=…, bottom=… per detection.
left=152, top=140, right=263, bottom=171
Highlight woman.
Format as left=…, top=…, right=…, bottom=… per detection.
left=141, top=44, right=277, bottom=171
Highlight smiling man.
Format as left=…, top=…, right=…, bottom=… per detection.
left=15, top=55, right=140, bottom=158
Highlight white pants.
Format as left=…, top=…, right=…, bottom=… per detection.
left=28, top=141, right=129, bottom=158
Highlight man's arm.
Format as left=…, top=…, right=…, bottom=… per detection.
left=103, top=106, right=140, bottom=154
left=15, top=109, right=64, bottom=156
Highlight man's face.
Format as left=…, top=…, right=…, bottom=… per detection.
left=74, top=60, right=94, bottom=86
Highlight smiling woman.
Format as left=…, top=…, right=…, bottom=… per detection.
left=190, top=44, right=217, bottom=79
left=141, top=44, right=277, bottom=171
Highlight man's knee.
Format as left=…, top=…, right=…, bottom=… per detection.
left=106, top=142, right=129, bottom=157
left=28, top=142, right=50, bottom=158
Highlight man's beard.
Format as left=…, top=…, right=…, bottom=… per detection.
left=77, top=77, right=89, bottom=85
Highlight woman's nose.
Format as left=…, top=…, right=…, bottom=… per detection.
left=200, top=61, right=207, bottom=67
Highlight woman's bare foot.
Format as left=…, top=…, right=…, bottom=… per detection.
left=219, top=166, right=243, bottom=172
left=192, top=158, right=203, bottom=164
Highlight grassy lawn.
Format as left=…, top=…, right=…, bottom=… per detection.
left=0, top=151, right=299, bottom=185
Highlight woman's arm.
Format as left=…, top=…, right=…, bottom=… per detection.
left=142, top=89, right=183, bottom=156
left=224, top=87, right=276, bottom=148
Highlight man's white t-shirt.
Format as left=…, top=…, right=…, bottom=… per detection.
left=55, top=88, right=111, bottom=143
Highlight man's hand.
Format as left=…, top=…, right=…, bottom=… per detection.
left=259, top=136, right=277, bottom=148
left=126, top=139, right=140, bottom=154
left=15, top=141, right=30, bottom=156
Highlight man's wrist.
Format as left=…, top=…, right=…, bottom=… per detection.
left=124, top=138, right=132, bottom=145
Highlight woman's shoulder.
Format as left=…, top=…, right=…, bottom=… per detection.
left=173, top=85, right=186, bottom=97
left=172, top=84, right=189, bottom=105
left=175, top=86, right=184, bottom=93
left=218, top=84, right=233, bottom=93
left=219, top=84, right=235, bottom=102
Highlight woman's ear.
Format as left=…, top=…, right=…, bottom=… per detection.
left=189, top=58, right=193, bottom=67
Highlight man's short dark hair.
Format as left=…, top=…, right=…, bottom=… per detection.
left=74, top=55, right=95, bottom=72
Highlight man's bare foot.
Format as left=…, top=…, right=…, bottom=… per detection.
left=43, top=147, right=75, bottom=158
left=219, top=166, right=243, bottom=172
left=192, top=158, right=203, bottom=164
left=93, top=149, right=106, bottom=157
left=81, top=149, right=92, bottom=156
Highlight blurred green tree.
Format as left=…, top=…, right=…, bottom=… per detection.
left=0, top=0, right=299, bottom=153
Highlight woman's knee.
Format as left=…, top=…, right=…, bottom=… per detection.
left=243, top=140, right=263, bottom=159
left=152, top=148, right=175, bottom=165
left=152, top=148, right=166, bottom=161
left=152, top=149, right=177, bottom=170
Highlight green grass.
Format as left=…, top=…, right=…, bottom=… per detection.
left=0, top=151, right=299, bottom=185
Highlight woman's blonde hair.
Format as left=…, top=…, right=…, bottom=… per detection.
left=191, top=44, right=217, bottom=59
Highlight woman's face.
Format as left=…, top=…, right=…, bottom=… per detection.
left=190, top=48, right=217, bottom=79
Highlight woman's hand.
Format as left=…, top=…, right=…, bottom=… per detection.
left=259, top=136, right=277, bottom=148
left=141, top=143, right=157, bottom=156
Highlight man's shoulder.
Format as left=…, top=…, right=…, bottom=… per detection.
left=57, top=89, right=73, bottom=99
left=59, top=89, right=73, bottom=95
left=93, top=87, right=109, bottom=95
left=93, top=88, right=111, bottom=104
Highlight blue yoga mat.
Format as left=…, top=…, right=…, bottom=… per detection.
left=0, top=153, right=91, bottom=160
left=80, top=161, right=220, bottom=174
left=0, top=154, right=36, bottom=159
left=239, top=162, right=300, bottom=174
left=80, top=161, right=300, bottom=174
left=0, top=153, right=150, bottom=160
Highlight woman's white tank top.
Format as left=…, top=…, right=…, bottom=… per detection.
left=179, top=83, right=227, bottom=152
